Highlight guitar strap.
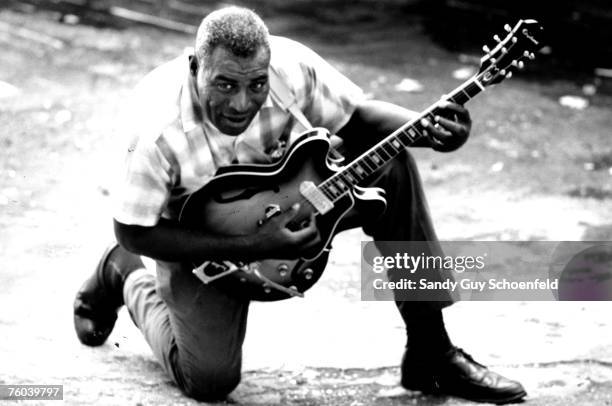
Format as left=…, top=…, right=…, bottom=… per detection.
left=268, top=65, right=345, bottom=162
left=268, top=65, right=313, bottom=132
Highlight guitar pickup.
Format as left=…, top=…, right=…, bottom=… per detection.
left=299, top=181, right=334, bottom=214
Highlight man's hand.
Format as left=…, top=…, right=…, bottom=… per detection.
left=421, top=101, right=471, bottom=152
left=253, top=203, right=321, bottom=259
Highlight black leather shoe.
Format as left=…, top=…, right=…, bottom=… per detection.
left=401, top=347, right=527, bottom=404
left=73, top=244, right=143, bottom=346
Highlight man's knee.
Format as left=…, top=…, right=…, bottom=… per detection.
left=384, top=150, right=419, bottom=183
left=179, top=363, right=241, bottom=401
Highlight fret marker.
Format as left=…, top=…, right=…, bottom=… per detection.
left=392, top=140, right=402, bottom=149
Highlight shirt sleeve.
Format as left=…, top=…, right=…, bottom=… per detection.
left=274, top=37, right=367, bottom=134
left=112, top=137, right=174, bottom=227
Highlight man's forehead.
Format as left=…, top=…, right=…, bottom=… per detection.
left=205, top=46, right=270, bottom=78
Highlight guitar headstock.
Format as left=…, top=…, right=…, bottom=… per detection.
left=478, top=19, right=544, bottom=86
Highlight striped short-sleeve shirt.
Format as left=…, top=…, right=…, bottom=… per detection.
left=113, top=36, right=365, bottom=227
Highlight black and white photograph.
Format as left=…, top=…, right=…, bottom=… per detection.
left=1, top=0, right=612, bottom=404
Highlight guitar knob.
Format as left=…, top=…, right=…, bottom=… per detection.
left=302, top=268, right=314, bottom=280
left=277, top=263, right=289, bottom=277
left=504, top=24, right=512, bottom=32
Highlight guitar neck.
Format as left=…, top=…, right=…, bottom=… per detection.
left=318, top=74, right=487, bottom=201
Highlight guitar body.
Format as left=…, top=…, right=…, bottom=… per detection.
left=179, top=129, right=387, bottom=301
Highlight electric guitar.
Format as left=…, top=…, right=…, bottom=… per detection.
left=179, top=19, right=544, bottom=301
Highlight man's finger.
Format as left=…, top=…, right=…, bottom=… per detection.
left=279, top=203, right=301, bottom=225
left=438, top=101, right=470, bottom=121
left=434, top=115, right=464, bottom=136
left=291, top=222, right=320, bottom=245
left=422, top=118, right=453, bottom=142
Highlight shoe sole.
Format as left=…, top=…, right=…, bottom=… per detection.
left=403, top=383, right=527, bottom=405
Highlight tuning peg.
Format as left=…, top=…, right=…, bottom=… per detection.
left=482, top=45, right=490, bottom=53
left=512, top=37, right=517, bottom=43
left=504, top=24, right=512, bottom=32
left=500, top=69, right=506, bottom=76
left=493, top=34, right=501, bottom=42
left=506, top=71, right=513, bottom=79
left=512, top=60, right=525, bottom=69
left=501, top=47, right=507, bottom=54
left=529, top=52, right=535, bottom=60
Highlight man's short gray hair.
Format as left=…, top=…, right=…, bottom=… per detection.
left=195, top=6, right=270, bottom=64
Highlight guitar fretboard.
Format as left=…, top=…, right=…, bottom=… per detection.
left=317, top=75, right=487, bottom=202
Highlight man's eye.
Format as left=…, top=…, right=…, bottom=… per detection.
left=251, top=81, right=267, bottom=92
left=216, top=83, right=233, bottom=92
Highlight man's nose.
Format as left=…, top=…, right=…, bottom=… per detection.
left=229, top=89, right=249, bottom=111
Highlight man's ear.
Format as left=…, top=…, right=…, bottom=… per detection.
left=189, top=55, right=198, bottom=76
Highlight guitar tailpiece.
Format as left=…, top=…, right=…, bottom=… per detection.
left=253, top=269, right=304, bottom=298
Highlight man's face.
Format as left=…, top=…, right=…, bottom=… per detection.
left=195, top=46, right=270, bottom=136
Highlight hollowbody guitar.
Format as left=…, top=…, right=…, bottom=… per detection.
left=179, top=129, right=386, bottom=301
left=179, top=19, right=543, bottom=301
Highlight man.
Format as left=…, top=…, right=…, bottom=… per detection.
left=73, top=6, right=526, bottom=404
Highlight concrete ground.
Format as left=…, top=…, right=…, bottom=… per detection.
left=2, top=2, right=612, bottom=405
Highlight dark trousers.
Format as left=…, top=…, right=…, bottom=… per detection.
left=119, top=150, right=451, bottom=401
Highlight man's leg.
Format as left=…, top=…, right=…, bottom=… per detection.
left=358, top=151, right=526, bottom=404
left=124, top=261, right=248, bottom=401
left=75, top=246, right=248, bottom=401
left=359, top=151, right=454, bottom=354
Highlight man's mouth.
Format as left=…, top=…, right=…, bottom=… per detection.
left=223, top=114, right=250, bottom=124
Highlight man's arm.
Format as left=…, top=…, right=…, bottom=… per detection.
left=114, top=203, right=321, bottom=266
left=336, top=99, right=471, bottom=152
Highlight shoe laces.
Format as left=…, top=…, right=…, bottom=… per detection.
left=451, top=347, right=487, bottom=369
